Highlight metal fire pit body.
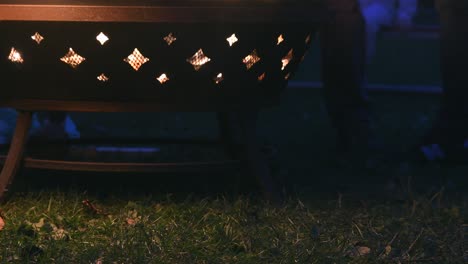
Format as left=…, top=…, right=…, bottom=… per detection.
left=0, top=0, right=323, bottom=111
left=0, top=0, right=325, bottom=200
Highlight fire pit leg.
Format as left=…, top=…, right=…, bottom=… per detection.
left=0, top=111, right=32, bottom=199
left=226, top=111, right=282, bottom=204
left=217, top=112, right=239, bottom=158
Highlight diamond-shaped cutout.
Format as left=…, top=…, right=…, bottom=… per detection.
left=258, top=73, right=266, bottom=82
left=301, top=51, right=308, bottom=62
left=157, top=73, right=170, bottom=84
left=96, top=32, right=109, bottom=45
left=187, top=49, right=211, bottom=71
left=277, top=34, right=284, bottom=45
left=305, top=34, right=311, bottom=45
left=164, top=33, right=177, bottom=46
left=214, top=73, right=224, bottom=84
left=124, top=48, right=149, bottom=71
left=60, top=48, right=86, bottom=69
left=282, top=49, right=294, bottom=71
left=243, top=49, right=261, bottom=70
left=97, top=73, right=109, bottom=82
left=226, top=34, right=238, bottom=47
left=8, top=47, right=24, bottom=63
left=31, top=32, right=44, bottom=44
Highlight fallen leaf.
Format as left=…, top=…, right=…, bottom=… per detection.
left=0, top=215, right=4, bottom=231
left=357, top=246, right=371, bottom=256
left=346, top=246, right=371, bottom=257
left=384, top=245, right=392, bottom=256
left=32, top=218, right=45, bottom=231
left=126, top=218, right=137, bottom=226
left=50, top=223, right=68, bottom=240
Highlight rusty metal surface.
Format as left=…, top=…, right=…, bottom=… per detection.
left=0, top=1, right=325, bottom=23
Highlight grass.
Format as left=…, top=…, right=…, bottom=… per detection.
left=0, top=21, right=467, bottom=263
left=0, top=192, right=465, bottom=263
left=0, top=89, right=466, bottom=263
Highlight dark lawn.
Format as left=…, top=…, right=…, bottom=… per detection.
left=1, top=21, right=466, bottom=263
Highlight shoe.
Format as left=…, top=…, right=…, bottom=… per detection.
left=408, top=142, right=468, bottom=165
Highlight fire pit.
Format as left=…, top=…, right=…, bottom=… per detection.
left=0, top=0, right=325, bottom=200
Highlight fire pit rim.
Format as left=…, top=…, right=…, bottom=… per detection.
left=0, top=1, right=326, bottom=23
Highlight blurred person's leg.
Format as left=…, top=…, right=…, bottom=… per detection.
left=0, top=109, right=79, bottom=145
left=360, top=2, right=394, bottom=64
left=32, top=112, right=80, bottom=140
left=419, top=2, right=468, bottom=161
left=320, top=0, right=370, bottom=154
left=394, top=1, right=468, bottom=196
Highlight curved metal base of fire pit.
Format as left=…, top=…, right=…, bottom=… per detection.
left=0, top=109, right=281, bottom=203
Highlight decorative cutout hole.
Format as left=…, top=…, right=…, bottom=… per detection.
left=305, top=34, right=311, bottom=45
left=285, top=73, right=291, bottom=80
left=277, top=34, right=284, bottom=45
left=187, top=49, right=211, bottom=71
left=282, top=49, right=294, bottom=71
left=164, top=33, right=177, bottom=46
left=301, top=51, right=308, bottom=62
left=243, top=49, right=261, bottom=70
left=60, top=48, right=86, bottom=69
left=258, top=73, right=266, bottom=82
left=214, top=73, right=224, bottom=84
left=8, top=47, right=23, bottom=63
left=157, top=73, right=170, bottom=84
left=97, top=73, right=109, bottom=82
left=226, top=34, right=238, bottom=47
left=124, top=48, right=149, bottom=71
left=31, top=32, right=44, bottom=44
left=96, top=32, right=109, bottom=45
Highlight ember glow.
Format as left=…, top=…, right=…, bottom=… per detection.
left=8, top=47, right=23, bottom=63
left=60, top=48, right=86, bottom=69
left=258, top=72, right=266, bottom=82
left=277, top=34, right=284, bottom=45
left=187, top=49, right=211, bottom=71
left=214, top=73, right=224, bottom=84
left=281, top=49, right=293, bottom=71
left=164, top=33, right=177, bottom=46
left=97, top=73, right=109, bottom=82
left=31, top=32, right=44, bottom=44
left=96, top=32, right=109, bottom=45
left=243, top=49, right=261, bottom=70
left=157, top=73, right=170, bottom=84
left=124, top=48, right=149, bottom=71
left=226, top=34, right=238, bottom=46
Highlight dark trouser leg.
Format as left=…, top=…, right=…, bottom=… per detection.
left=320, top=5, right=370, bottom=152
left=217, top=111, right=281, bottom=204
left=427, top=7, right=468, bottom=149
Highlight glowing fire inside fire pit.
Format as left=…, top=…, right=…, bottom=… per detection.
left=282, top=49, right=294, bottom=70
left=96, top=32, right=109, bottom=45
left=8, top=47, right=23, bottom=63
left=60, top=48, right=86, bottom=69
left=226, top=34, right=238, bottom=46
left=243, top=50, right=261, bottom=70
left=164, top=33, right=177, bottom=46
left=97, top=73, right=109, bottom=82
left=214, top=73, right=224, bottom=84
left=187, top=49, right=211, bottom=71
left=31, top=32, right=44, bottom=44
left=157, top=73, right=170, bottom=84
left=124, top=48, right=149, bottom=71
